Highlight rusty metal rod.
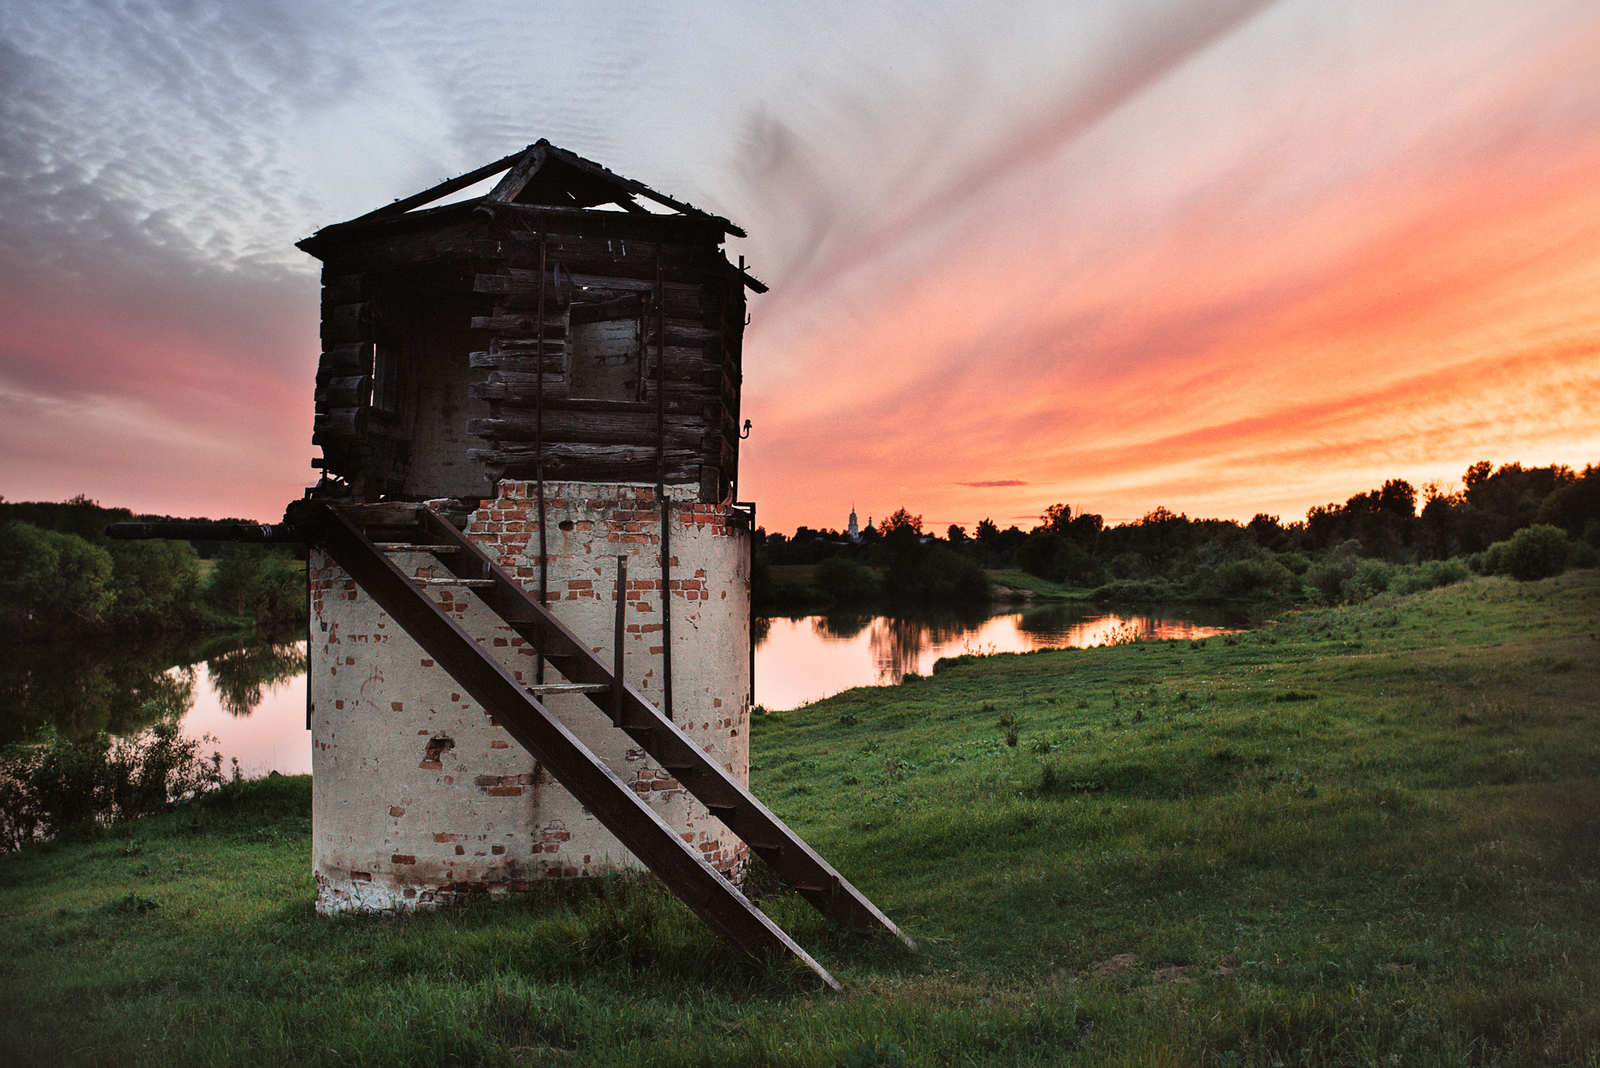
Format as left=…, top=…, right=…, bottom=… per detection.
left=655, top=242, right=673, bottom=720
left=613, top=555, right=626, bottom=726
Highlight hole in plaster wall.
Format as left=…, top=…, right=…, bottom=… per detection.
left=421, top=736, right=456, bottom=769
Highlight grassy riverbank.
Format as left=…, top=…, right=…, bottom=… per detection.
left=4, top=571, right=1598, bottom=1066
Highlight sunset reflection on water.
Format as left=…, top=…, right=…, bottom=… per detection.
left=755, top=606, right=1243, bottom=711
left=173, top=613, right=1241, bottom=771
left=180, top=655, right=309, bottom=778
left=133, top=641, right=313, bottom=779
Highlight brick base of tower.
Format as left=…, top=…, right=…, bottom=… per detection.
left=309, top=482, right=751, bottom=912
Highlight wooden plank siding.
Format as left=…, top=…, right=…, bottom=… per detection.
left=303, top=200, right=744, bottom=503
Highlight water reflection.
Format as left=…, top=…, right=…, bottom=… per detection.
left=1013, top=603, right=1242, bottom=646
left=208, top=642, right=308, bottom=718
left=812, top=613, right=871, bottom=641
left=0, top=630, right=309, bottom=775
left=756, top=604, right=1245, bottom=711
left=0, top=636, right=202, bottom=744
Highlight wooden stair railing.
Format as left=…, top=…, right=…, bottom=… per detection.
left=293, top=499, right=914, bottom=987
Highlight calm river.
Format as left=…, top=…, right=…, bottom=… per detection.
left=754, top=603, right=1244, bottom=710
left=4, top=604, right=1242, bottom=777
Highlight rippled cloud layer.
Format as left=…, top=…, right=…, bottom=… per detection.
left=2, top=0, right=1596, bottom=529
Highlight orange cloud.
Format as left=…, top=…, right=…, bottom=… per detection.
left=738, top=1, right=1600, bottom=534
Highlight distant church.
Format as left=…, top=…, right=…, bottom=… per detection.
left=847, top=505, right=859, bottom=540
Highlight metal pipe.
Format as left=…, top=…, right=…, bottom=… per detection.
left=655, top=242, right=673, bottom=720
left=613, top=555, right=626, bottom=726
left=536, top=228, right=549, bottom=685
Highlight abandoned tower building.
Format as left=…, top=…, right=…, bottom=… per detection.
left=282, top=141, right=909, bottom=981
left=295, top=140, right=763, bottom=907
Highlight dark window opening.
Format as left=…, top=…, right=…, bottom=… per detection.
left=567, top=294, right=643, bottom=402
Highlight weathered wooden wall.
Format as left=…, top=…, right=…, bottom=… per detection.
left=307, top=204, right=745, bottom=504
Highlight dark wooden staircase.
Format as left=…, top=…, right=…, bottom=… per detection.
left=289, top=499, right=913, bottom=989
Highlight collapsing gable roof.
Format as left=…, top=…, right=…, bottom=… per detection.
left=299, top=139, right=766, bottom=292
left=341, top=139, right=748, bottom=238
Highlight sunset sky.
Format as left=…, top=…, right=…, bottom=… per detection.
left=3, top=0, right=1598, bottom=535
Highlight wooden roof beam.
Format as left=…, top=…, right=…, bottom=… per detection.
left=482, top=142, right=549, bottom=204
left=347, top=148, right=530, bottom=223
left=543, top=143, right=747, bottom=238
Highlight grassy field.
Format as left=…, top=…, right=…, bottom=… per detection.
left=983, top=569, right=1080, bottom=601
left=3, top=570, right=1597, bottom=1066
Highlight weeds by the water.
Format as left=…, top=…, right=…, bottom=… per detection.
left=3, top=571, right=1598, bottom=1066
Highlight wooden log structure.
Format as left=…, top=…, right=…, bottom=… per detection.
left=295, top=140, right=760, bottom=505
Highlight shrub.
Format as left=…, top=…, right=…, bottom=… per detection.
left=1299, top=537, right=1363, bottom=604
left=1092, top=577, right=1176, bottom=601
left=1016, top=533, right=1099, bottom=586
left=0, top=716, right=225, bottom=849
left=1572, top=539, right=1599, bottom=568
left=1388, top=557, right=1471, bottom=596
left=812, top=557, right=880, bottom=605
left=1276, top=551, right=1311, bottom=576
left=1212, top=556, right=1295, bottom=599
left=0, top=522, right=115, bottom=632
left=1107, top=552, right=1150, bottom=580
left=1303, top=556, right=1355, bottom=605
left=882, top=545, right=991, bottom=606
left=205, top=544, right=304, bottom=624
left=108, top=538, right=201, bottom=626
left=1341, top=558, right=1393, bottom=603
left=1491, top=524, right=1571, bottom=581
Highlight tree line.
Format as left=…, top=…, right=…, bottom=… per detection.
left=0, top=496, right=306, bottom=641
left=756, top=460, right=1600, bottom=611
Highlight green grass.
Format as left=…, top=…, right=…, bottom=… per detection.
left=4, top=571, right=1599, bottom=1066
left=985, top=568, right=1085, bottom=601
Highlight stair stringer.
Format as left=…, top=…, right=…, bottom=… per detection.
left=305, top=501, right=843, bottom=989
left=405, top=506, right=915, bottom=950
